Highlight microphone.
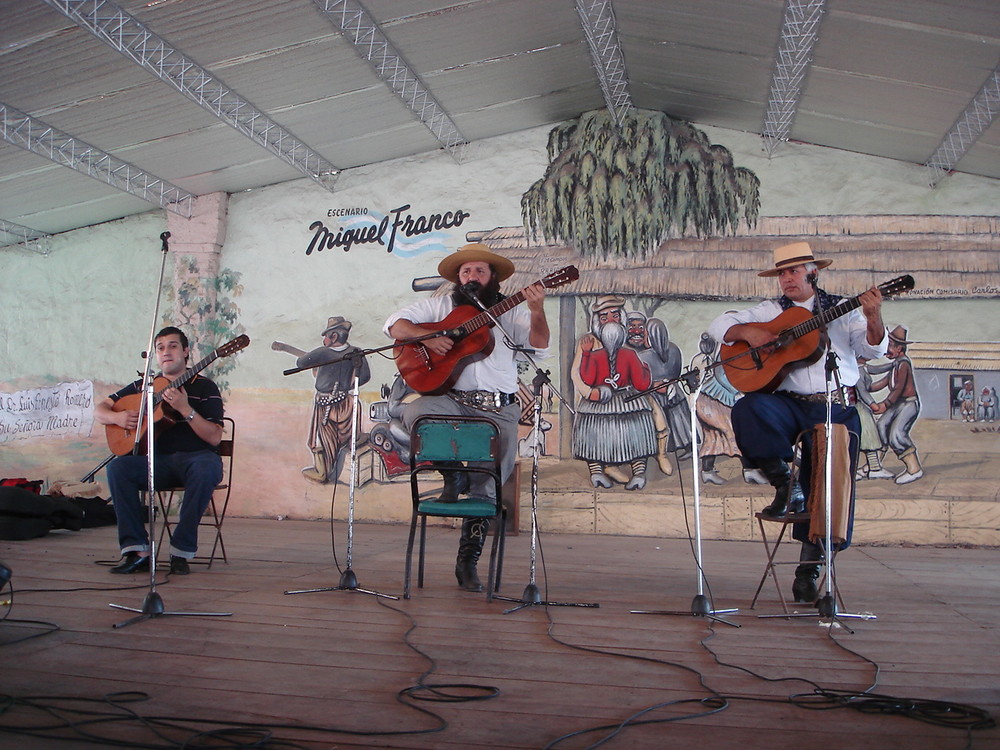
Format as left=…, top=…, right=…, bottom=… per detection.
left=458, top=281, right=483, bottom=307
left=160, top=231, right=171, bottom=252
left=806, top=271, right=818, bottom=286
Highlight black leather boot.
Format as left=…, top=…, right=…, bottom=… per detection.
left=455, top=517, right=489, bottom=592
left=791, top=542, right=822, bottom=603
left=438, top=462, right=470, bottom=503
left=755, top=458, right=800, bottom=518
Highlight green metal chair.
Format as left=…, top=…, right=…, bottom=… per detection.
left=404, top=414, right=505, bottom=600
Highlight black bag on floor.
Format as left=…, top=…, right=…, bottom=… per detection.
left=0, top=486, right=86, bottom=540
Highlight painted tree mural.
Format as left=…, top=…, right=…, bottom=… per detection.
left=521, top=108, right=760, bottom=259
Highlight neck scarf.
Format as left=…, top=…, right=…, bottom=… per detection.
left=778, top=286, right=843, bottom=313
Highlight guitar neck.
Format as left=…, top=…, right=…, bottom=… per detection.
left=156, top=350, right=220, bottom=402
left=462, top=288, right=529, bottom=332
left=785, top=294, right=862, bottom=340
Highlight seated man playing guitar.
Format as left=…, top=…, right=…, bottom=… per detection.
left=94, top=326, right=225, bottom=576
left=707, top=242, right=887, bottom=605
left=384, top=243, right=550, bottom=593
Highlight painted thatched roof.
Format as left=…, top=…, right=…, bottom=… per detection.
left=908, top=342, right=1000, bottom=372
left=468, top=215, right=1000, bottom=301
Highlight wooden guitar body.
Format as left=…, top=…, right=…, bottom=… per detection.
left=393, top=306, right=495, bottom=395
left=720, top=307, right=823, bottom=393
left=105, top=376, right=177, bottom=456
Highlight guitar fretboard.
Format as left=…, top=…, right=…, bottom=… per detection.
left=152, top=350, right=220, bottom=406
left=460, top=289, right=528, bottom=333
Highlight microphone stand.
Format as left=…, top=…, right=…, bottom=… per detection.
left=456, top=285, right=598, bottom=613
left=494, top=367, right=599, bottom=613
left=628, top=368, right=739, bottom=626
left=283, top=347, right=397, bottom=600
left=110, top=232, right=232, bottom=627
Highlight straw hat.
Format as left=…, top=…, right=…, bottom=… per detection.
left=437, top=242, right=515, bottom=283
left=758, top=241, right=832, bottom=277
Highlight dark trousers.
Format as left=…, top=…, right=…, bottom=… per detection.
left=732, top=392, right=860, bottom=548
left=107, top=450, right=222, bottom=558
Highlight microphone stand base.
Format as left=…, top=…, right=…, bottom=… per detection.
left=283, top=568, right=399, bottom=600
left=631, top=594, right=740, bottom=627
left=493, top=581, right=599, bottom=614
left=109, top=590, right=232, bottom=629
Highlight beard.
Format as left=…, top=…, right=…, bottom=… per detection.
left=596, top=321, right=626, bottom=357
left=451, top=278, right=503, bottom=308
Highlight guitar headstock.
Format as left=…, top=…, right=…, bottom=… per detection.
left=878, top=274, right=915, bottom=299
left=542, top=265, right=580, bottom=289
left=217, top=334, right=251, bottom=358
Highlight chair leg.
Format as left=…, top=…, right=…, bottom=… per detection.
left=486, top=519, right=505, bottom=602
left=751, top=517, right=792, bottom=614
left=403, top=512, right=419, bottom=600
left=493, top=511, right=507, bottom=593
left=417, top=516, right=429, bottom=589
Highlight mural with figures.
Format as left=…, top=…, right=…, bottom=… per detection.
left=1, top=113, right=998, bottom=550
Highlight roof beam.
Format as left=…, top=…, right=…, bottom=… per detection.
left=0, top=219, right=51, bottom=254
left=761, top=0, right=827, bottom=157
left=42, top=0, right=341, bottom=190
left=925, top=64, right=1000, bottom=187
left=0, top=100, right=195, bottom=218
left=575, top=0, right=632, bottom=127
left=313, top=0, right=468, bottom=161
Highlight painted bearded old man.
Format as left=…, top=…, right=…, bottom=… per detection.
left=571, top=295, right=657, bottom=490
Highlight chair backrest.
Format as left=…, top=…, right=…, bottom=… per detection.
left=411, top=416, right=498, bottom=464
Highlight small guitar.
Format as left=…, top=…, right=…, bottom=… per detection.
left=106, top=334, right=250, bottom=455
left=721, top=275, right=914, bottom=394
left=395, top=266, right=579, bottom=394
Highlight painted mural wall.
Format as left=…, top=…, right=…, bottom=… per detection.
left=1, top=120, right=998, bottom=545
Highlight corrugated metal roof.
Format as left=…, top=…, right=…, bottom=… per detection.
left=1, top=0, right=998, bottom=238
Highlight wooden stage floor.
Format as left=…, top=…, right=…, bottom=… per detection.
left=1, top=517, right=998, bottom=749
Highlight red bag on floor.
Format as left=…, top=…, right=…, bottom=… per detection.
left=1, top=478, right=44, bottom=494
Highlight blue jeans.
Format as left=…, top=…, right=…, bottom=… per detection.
left=732, top=392, right=860, bottom=548
left=106, top=450, right=222, bottom=559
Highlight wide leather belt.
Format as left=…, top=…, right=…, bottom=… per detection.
left=449, top=389, right=517, bottom=412
left=776, top=386, right=856, bottom=406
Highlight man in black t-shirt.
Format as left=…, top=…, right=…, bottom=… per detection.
left=95, top=327, right=224, bottom=575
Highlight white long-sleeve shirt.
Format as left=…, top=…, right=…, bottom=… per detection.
left=707, top=296, right=888, bottom=393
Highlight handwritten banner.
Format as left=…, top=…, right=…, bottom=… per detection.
left=0, top=381, right=95, bottom=443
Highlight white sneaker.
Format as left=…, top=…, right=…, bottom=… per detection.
left=895, top=469, right=924, bottom=485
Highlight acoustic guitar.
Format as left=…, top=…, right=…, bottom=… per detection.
left=394, top=266, right=579, bottom=394
left=106, top=335, right=250, bottom=455
left=720, top=275, right=914, bottom=394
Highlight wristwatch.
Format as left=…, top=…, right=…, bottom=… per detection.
left=184, top=409, right=196, bottom=422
